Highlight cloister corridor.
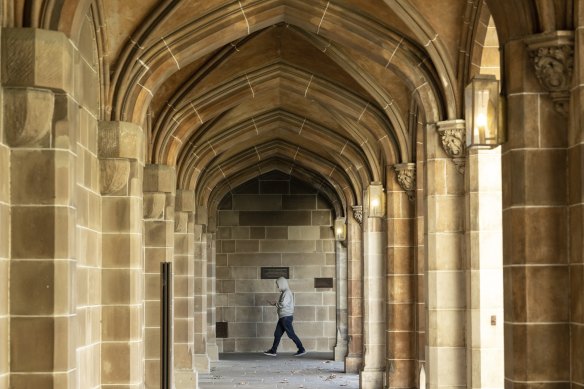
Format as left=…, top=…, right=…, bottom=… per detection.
left=0, top=1, right=582, bottom=389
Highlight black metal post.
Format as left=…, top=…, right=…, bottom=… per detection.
left=161, top=262, right=172, bottom=389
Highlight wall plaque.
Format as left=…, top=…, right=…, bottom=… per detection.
left=261, top=267, right=289, bottom=279
left=216, top=322, right=228, bottom=338
left=314, top=277, right=333, bottom=288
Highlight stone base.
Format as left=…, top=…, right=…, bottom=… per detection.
left=208, top=343, right=219, bottom=362
left=345, top=355, right=363, bottom=373
left=360, top=368, right=384, bottom=389
left=194, top=354, right=210, bottom=373
left=175, top=369, right=198, bottom=389
left=334, top=343, right=348, bottom=362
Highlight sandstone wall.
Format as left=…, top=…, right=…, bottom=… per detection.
left=215, top=172, right=337, bottom=353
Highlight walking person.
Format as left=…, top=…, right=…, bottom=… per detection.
left=263, top=277, right=307, bottom=357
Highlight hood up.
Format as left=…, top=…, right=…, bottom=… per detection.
left=276, top=276, right=289, bottom=291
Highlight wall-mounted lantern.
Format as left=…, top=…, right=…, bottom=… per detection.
left=334, top=217, right=346, bottom=241
left=366, top=183, right=385, bottom=218
left=465, top=74, right=504, bottom=147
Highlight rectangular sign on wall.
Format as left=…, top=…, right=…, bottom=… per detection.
left=261, top=267, right=290, bottom=279
left=216, top=322, right=228, bottom=338
left=314, top=277, right=334, bottom=288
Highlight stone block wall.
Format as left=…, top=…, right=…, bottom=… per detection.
left=345, top=214, right=363, bottom=373
left=74, top=11, right=102, bottom=389
left=503, top=37, right=571, bottom=387
left=1, top=15, right=103, bottom=388
left=0, top=26, right=8, bottom=388
left=215, top=173, right=337, bottom=353
left=1, top=10, right=111, bottom=387
left=193, top=225, right=210, bottom=372
left=572, top=12, right=584, bottom=388
left=425, top=121, right=467, bottom=389
left=143, top=165, right=175, bottom=387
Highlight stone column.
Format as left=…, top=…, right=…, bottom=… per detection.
left=206, top=233, right=219, bottom=362
left=414, top=121, right=426, bottom=377
left=143, top=165, right=176, bottom=388
left=99, top=121, right=145, bottom=388
left=0, top=106, right=8, bottom=389
left=571, top=10, right=584, bottom=388
left=465, top=147, right=504, bottom=389
left=425, top=120, right=466, bottom=389
left=386, top=164, right=417, bottom=389
left=502, top=35, right=570, bottom=387
left=4, top=28, right=78, bottom=388
left=346, top=206, right=364, bottom=373
left=174, top=190, right=197, bottom=387
left=193, top=219, right=210, bottom=373
left=360, top=186, right=386, bottom=389
left=334, top=239, right=349, bottom=362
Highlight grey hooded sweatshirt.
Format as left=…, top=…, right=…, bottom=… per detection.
left=275, top=277, right=294, bottom=318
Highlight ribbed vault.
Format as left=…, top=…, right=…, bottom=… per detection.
left=114, top=0, right=442, bottom=211
left=9, top=0, right=561, bottom=216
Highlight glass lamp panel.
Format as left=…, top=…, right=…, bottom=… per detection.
left=334, top=218, right=346, bottom=241
left=466, top=75, right=500, bottom=147
left=367, top=183, right=385, bottom=218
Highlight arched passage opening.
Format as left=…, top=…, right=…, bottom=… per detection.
left=213, top=171, right=343, bottom=354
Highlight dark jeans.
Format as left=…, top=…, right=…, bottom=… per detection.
left=270, top=315, right=304, bottom=352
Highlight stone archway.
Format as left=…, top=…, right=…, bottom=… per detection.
left=212, top=172, right=345, bottom=355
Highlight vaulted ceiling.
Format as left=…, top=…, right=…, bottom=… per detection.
left=8, top=0, right=566, bottom=216
left=99, top=0, right=455, bottom=214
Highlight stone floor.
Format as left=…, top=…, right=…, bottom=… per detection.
left=199, top=352, right=360, bottom=389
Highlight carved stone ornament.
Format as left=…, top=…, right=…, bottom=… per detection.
left=351, top=205, right=363, bottom=225
left=393, top=163, right=416, bottom=200
left=436, top=120, right=466, bottom=174
left=4, top=87, right=54, bottom=147
left=525, top=31, right=574, bottom=117
left=99, top=158, right=131, bottom=195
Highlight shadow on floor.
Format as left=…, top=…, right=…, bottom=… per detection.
left=219, top=351, right=335, bottom=361
left=198, top=352, right=360, bottom=388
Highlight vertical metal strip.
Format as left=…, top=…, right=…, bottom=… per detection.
left=161, top=262, right=172, bottom=389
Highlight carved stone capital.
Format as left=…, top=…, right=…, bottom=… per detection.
left=143, top=192, right=167, bottom=219
left=436, top=120, right=466, bottom=174
left=99, top=158, right=131, bottom=195
left=351, top=205, right=363, bottom=225
left=393, top=163, right=416, bottom=200
left=3, top=87, right=54, bottom=147
left=526, top=31, right=574, bottom=116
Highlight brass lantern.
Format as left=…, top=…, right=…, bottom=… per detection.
left=334, top=218, right=346, bottom=241
left=366, top=183, right=385, bottom=218
left=465, top=74, right=504, bottom=147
